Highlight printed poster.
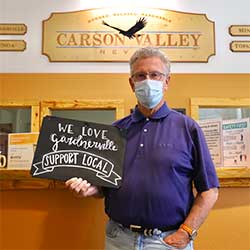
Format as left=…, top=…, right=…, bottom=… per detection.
left=223, top=118, right=250, bottom=167
left=7, top=133, right=39, bottom=169
left=198, top=119, right=223, bottom=167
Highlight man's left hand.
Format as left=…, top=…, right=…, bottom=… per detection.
left=163, top=229, right=190, bottom=249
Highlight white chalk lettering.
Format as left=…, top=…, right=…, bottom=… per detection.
left=82, top=126, right=108, bottom=140
left=50, top=133, right=118, bottom=152
left=58, top=123, right=74, bottom=134
left=82, top=153, right=109, bottom=173
left=101, top=161, right=108, bottom=174
left=43, top=152, right=79, bottom=166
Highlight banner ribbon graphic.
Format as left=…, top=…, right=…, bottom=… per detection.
left=32, top=150, right=121, bottom=186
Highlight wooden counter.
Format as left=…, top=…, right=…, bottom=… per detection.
left=1, top=167, right=249, bottom=190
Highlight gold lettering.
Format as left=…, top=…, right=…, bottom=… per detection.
left=239, top=28, right=250, bottom=33
left=235, top=43, right=250, bottom=48
left=93, top=34, right=102, bottom=46
left=135, top=34, right=144, bottom=46
left=57, top=33, right=67, bottom=46
left=143, top=34, right=153, bottom=46
left=191, top=34, right=201, bottom=46
left=114, top=34, right=125, bottom=46
left=179, top=34, right=190, bottom=46
left=167, top=34, right=178, bottom=46
left=156, top=34, right=166, bottom=46
left=103, top=34, right=114, bottom=46
left=55, top=32, right=203, bottom=48
left=80, top=33, right=91, bottom=46
left=67, top=34, right=77, bottom=46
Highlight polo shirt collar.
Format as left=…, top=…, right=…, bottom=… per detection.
left=131, top=102, right=171, bottom=122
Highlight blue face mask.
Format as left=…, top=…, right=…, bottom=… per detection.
left=134, top=79, right=163, bottom=109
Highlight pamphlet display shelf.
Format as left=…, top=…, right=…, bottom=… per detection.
left=0, top=167, right=249, bottom=190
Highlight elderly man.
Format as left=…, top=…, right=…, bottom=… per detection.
left=66, top=47, right=219, bottom=250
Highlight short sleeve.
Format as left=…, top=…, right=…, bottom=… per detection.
left=191, top=123, right=220, bottom=193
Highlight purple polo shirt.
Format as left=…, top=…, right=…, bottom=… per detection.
left=104, top=103, right=219, bottom=229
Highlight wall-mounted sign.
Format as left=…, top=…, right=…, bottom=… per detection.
left=31, top=116, right=126, bottom=188
left=0, top=40, right=26, bottom=51
left=42, top=8, right=215, bottom=62
left=0, top=24, right=27, bottom=35
left=229, top=25, right=250, bottom=36
left=223, top=118, right=250, bottom=167
left=198, top=119, right=223, bottom=168
left=230, top=41, right=250, bottom=52
left=7, top=133, right=38, bottom=169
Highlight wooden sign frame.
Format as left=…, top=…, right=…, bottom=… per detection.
left=0, top=23, right=27, bottom=35
left=229, top=25, right=250, bottom=36
left=42, top=8, right=215, bottom=63
left=0, top=40, right=26, bottom=52
left=230, top=41, right=250, bottom=52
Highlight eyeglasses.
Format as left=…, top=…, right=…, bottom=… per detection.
left=131, top=71, right=166, bottom=82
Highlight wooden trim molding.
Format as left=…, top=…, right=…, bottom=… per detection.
left=40, top=99, right=124, bottom=122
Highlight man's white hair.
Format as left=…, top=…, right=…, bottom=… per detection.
left=129, top=47, right=171, bottom=76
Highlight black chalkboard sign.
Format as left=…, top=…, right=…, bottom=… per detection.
left=30, top=116, right=126, bottom=188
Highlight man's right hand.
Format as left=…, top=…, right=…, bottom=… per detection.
left=65, top=177, right=101, bottom=198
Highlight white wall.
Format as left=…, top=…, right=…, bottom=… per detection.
left=0, top=0, right=249, bottom=73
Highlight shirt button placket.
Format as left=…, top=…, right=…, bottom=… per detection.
left=139, top=118, right=149, bottom=153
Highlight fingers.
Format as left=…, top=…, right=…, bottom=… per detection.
left=84, top=185, right=99, bottom=196
left=65, top=177, right=78, bottom=187
left=68, top=178, right=83, bottom=191
left=75, top=180, right=90, bottom=194
left=164, top=230, right=189, bottom=249
left=65, top=177, right=98, bottom=198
